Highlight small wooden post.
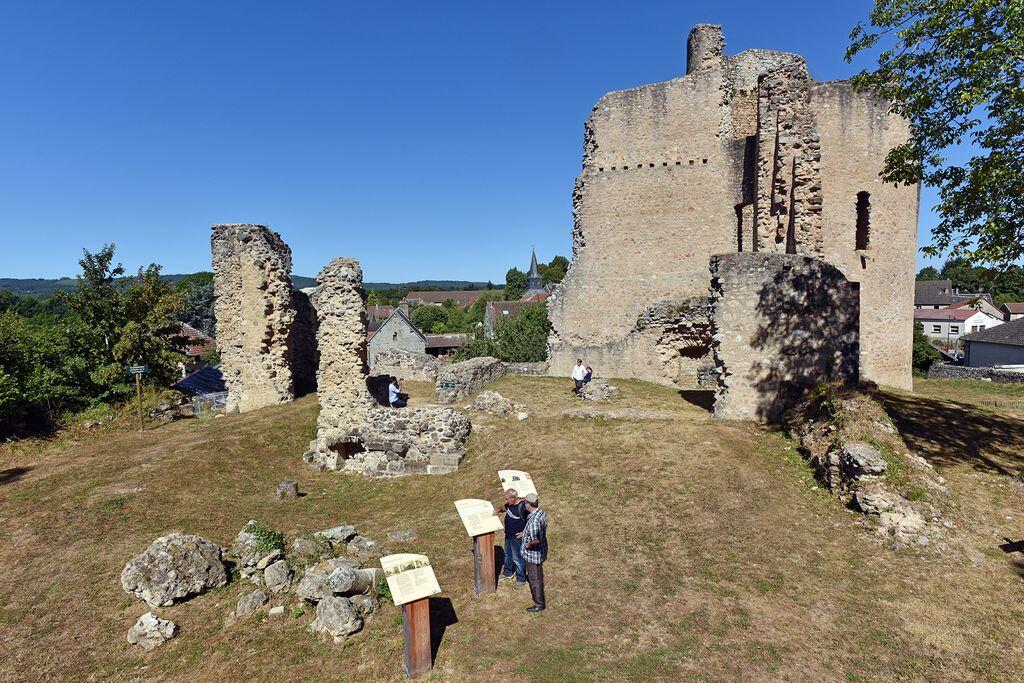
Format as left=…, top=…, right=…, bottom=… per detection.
left=135, top=372, right=143, bottom=432
left=401, top=597, right=431, bottom=678
left=473, top=531, right=496, bottom=595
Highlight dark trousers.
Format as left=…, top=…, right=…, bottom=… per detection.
left=525, top=561, right=545, bottom=608
left=502, top=537, right=527, bottom=582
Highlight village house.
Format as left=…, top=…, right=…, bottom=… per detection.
left=914, top=308, right=1004, bottom=349
left=962, top=318, right=1024, bottom=368
left=1001, top=302, right=1024, bottom=322
left=366, top=309, right=470, bottom=367
left=947, top=297, right=1004, bottom=320
left=913, top=279, right=993, bottom=310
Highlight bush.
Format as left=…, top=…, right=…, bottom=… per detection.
left=912, top=322, right=941, bottom=372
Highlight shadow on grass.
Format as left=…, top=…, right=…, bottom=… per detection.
left=877, top=389, right=1024, bottom=477
left=0, top=466, right=33, bottom=486
left=678, top=390, right=715, bottom=412
left=429, top=597, right=458, bottom=664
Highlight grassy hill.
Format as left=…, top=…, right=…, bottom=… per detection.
left=1, top=377, right=1023, bottom=680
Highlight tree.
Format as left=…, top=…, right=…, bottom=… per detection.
left=541, top=255, right=569, bottom=285
left=912, top=322, right=942, bottom=373
left=177, top=279, right=216, bottom=337
left=410, top=305, right=447, bottom=334
left=847, top=1, right=1024, bottom=266
left=504, top=267, right=527, bottom=300
left=493, top=303, right=551, bottom=362
left=916, top=266, right=941, bottom=280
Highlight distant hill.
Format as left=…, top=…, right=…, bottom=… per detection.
left=0, top=275, right=494, bottom=297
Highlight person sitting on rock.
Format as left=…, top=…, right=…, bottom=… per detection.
left=388, top=376, right=408, bottom=408
left=584, top=366, right=593, bottom=385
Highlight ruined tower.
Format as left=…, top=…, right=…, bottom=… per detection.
left=211, top=223, right=316, bottom=413
left=548, top=25, right=917, bottom=394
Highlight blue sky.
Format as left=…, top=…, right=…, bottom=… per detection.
left=0, top=1, right=946, bottom=282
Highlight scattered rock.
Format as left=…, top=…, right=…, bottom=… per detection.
left=347, top=536, right=385, bottom=559
left=516, top=411, right=529, bottom=421
left=386, top=529, right=417, bottom=543
left=235, top=589, right=269, bottom=618
left=839, top=442, right=887, bottom=478
left=467, top=391, right=523, bottom=417
left=127, top=612, right=177, bottom=650
left=290, top=537, right=334, bottom=564
left=231, top=521, right=261, bottom=568
left=349, top=594, right=379, bottom=616
left=263, top=559, right=291, bottom=595
left=269, top=605, right=286, bottom=618
left=579, top=379, right=620, bottom=401
left=562, top=407, right=674, bottom=421
left=295, top=557, right=364, bottom=602
left=255, top=549, right=282, bottom=570
left=308, top=597, right=362, bottom=642
left=121, top=533, right=228, bottom=607
left=274, top=480, right=299, bottom=500
left=314, top=525, right=358, bottom=547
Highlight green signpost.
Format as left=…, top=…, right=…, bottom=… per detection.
left=128, top=365, right=148, bottom=430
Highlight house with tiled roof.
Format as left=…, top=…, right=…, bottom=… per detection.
left=948, top=297, right=1003, bottom=320
left=914, top=308, right=1003, bottom=348
left=1000, top=302, right=1024, bottom=322
left=914, top=280, right=954, bottom=309
left=963, top=317, right=1024, bottom=367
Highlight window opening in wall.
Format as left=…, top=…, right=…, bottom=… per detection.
left=675, top=161, right=681, bottom=165
left=932, top=325, right=941, bottom=333
left=662, top=162, right=668, bottom=167
left=734, top=204, right=745, bottom=252
left=689, top=160, right=694, bottom=165
left=611, top=166, right=616, bottom=170
left=702, top=158, right=708, bottom=164
left=855, top=191, right=871, bottom=250
left=599, top=167, right=604, bottom=172
left=950, top=325, right=959, bottom=334
left=649, top=163, right=655, bottom=167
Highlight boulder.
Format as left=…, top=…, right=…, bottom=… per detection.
left=255, top=549, right=282, bottom=570
left=274, top=480, right=299, bottom=500
left=580, top=379, right=620, bottom=401
left=308, top=596, right=363, bottom=642
left=269, top=605, right=286, bottom=618
left=127, top=612, right=177, bottom=650
left=264, top=559, right=291, bottom=595
left=349, top=594, right=379, bottom=616
left=839, top=442, right=887, bottom=478
left=235, top=588, right=268, bottom=618
left=314, top=525, right=358, bottom=547
left=231, top=521, right=261, bottom=568
left=121, top=533, right=228, bottom=607
left=467, top=391, right=523, bottom=417
left=295, top=557, right=366, bottom=603
left=347, top=535, right=385, bottom=559
left=290, top=537, right=334, bottom=565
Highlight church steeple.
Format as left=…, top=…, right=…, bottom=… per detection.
left=526, top=247, right=544, bottom=294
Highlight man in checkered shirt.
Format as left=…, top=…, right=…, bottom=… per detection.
left=520, top=493, right=549, bottom=612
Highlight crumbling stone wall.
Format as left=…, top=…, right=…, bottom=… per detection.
left=371, top=349, right=441, bottom=382
left=548, top=25, right=917, bottom=393
left=303, top=258, right=471, bottom=476
left=709, top=253, right=860, bottom=422
left=435, top=357, right=507, bottom=403
left=212, top=224, right=316, bottom=413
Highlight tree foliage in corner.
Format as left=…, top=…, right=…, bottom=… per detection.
left=912, top=322, right=942, bottom=373
left=847, top=0, right=1024, bottom=266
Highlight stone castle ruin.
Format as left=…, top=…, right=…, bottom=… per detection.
left=548, top=25, right=918, bottom=418
left=212, top=228, right=470, bottom=476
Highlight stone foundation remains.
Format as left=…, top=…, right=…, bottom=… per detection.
left=709, top=253, right=860, bottom=422
left=211, top=224, right=317, bottom=413
left=302, top=258, right=471, bottom=476
left=371, top=349, right=442, bottom=382
left=435, top=357, right=507, bottom=403
left=548, top=24, right=917, bottom=396
left=926, top=363, right=1024, bottom=384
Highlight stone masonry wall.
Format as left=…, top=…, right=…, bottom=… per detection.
left=212, top=224, right=311, bottom=413
left=548, top=26, right=917, bottom=394
left=435, top=357, right=507, bottom=403
left=710, top=253, right=860, bottom=422
left=927, top=363, right=1024, bottom=384
left=303, top=258, right=471, bottom=476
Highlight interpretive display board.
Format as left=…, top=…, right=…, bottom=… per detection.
left=454, top=499, right=503, bottom=537
left=498, top=470, right=537, bottom=497
left=380, top=554, right=442, bottom=606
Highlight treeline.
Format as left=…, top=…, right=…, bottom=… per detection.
left=0, top=245, right=198, bottom=436
left=917, top=258, right=1024, bottom=306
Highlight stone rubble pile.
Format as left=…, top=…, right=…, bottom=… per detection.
left=121, top=521, right=394, bottom=650
left=466, top=390, right=527, bottom=419
left=579, top=379, right=620, bottom=401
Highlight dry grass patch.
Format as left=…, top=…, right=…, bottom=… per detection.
left=0, top=376, right=1022, bottom=680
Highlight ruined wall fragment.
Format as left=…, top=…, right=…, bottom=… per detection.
left=212, top=224, right=306, bottom=413
left=303, top=258, right=471, bottom=477
left=710, top=253, right=859, bottom=422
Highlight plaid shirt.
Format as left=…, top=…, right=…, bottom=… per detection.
left=520, top=507, right=548, bottom=564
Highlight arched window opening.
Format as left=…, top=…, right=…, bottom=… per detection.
left=855, top=191, right=871, bottom=251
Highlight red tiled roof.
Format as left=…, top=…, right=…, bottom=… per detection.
left=179, top=323, right=216, bottom=357
left=520, top=290, right=550, bottom=303
left=913, top=309, right=981, bottom=322
left=404, top=290, right=490, bottom=307
left=1002, top=302, right=1024, bottom=314
left=425, top=333, right=470, bottom=349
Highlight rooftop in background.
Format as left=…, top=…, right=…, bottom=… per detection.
left=962, top=318, right=1024, bottom=348
left=914, top=280, right=953, bottom=307
left=404, top=290, right=492, bottom=307
left=178, top=323, right=216, bottom=357
left=913, top=309, right=988, bottom=322
left=1002, top=302, right=1024, bottom=314
left=425, top=333, right=470, bottom=350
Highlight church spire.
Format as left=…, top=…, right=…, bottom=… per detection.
left=525, top=246, right=544, bottom=294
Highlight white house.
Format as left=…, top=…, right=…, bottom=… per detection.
left=914, top=308, right=1004, bottom=348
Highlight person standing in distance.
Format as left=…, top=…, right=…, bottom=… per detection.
left=521, top=493, right=549, bottom=612
left=571, top=358, right=587, bottom=397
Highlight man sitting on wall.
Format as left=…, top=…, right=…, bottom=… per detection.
left=388, top=376, right=408, bottom=408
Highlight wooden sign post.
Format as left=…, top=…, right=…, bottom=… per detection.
left=473, top=531, right=496, bottom=596
left=401, top=597, right=431, bottom=678
left=127, top=364, right=148, bottom=432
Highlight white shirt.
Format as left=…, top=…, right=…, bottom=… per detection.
left=571, top=365, right=586, bottom=381
left=388, top=383, right=399, bottom=403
